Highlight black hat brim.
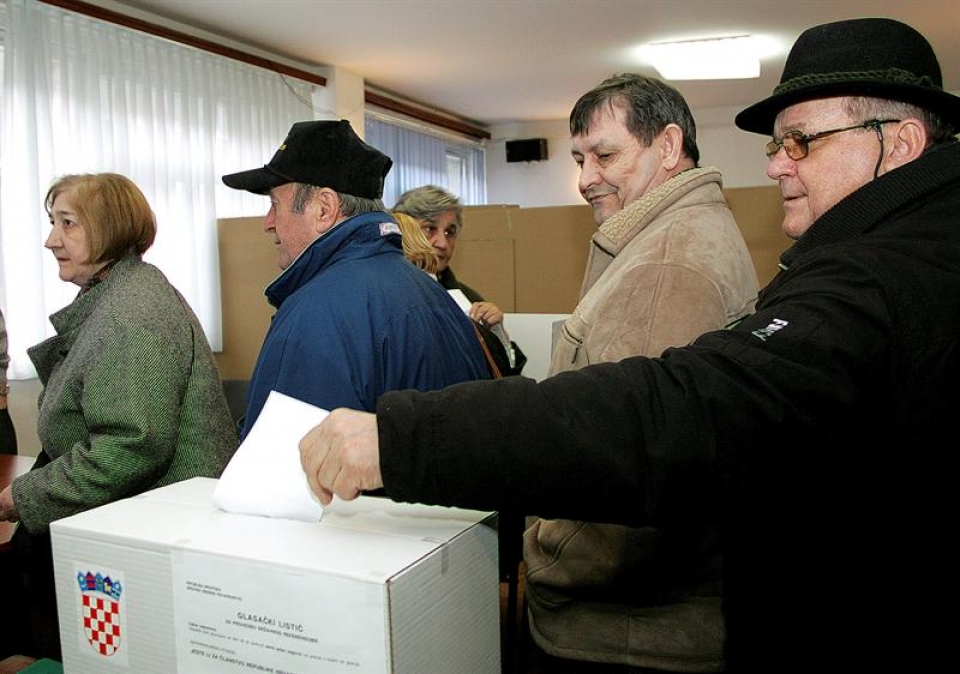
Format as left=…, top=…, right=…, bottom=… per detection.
left=736, top=80, right=960, bottom=135
left=221, top=165, right=293, bottom=195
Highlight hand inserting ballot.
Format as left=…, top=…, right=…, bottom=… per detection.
left=299, top=408, right=383, bottom=506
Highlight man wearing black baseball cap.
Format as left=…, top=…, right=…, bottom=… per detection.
left=222, top=120, right=488, bottom=438
left=299, top=21, right=960, bottom=672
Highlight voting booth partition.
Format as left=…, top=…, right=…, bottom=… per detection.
left=50, top=478, right=500, bottom=674
left=215, top=189, right=790, bottom=382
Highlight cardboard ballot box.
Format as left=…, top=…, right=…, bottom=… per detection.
left=50, top=478, right=500, bottom=674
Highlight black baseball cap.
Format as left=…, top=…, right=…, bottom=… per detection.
left=222, top=120, right=392, bottom=198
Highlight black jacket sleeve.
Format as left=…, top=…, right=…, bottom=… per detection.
left=376, top=248, right=895, bottom=528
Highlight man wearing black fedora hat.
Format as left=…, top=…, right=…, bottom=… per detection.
left=221, top=120, right=488, bottom=439
left=300, top=19, right=960, bottom=672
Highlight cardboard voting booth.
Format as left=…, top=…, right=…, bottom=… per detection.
left=50, top=478, right=500, bottom=673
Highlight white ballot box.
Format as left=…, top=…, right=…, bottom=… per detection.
left=50, top=477, right=500, bottom=674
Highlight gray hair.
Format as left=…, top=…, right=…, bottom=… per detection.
left=392, top=185, right=462, bottom=227
left=844, top=96, right=957, bottom=147
left=337, top=192, right=385, bottom=217
left=570, top=73, right=700, bottom=164
left=290, top=183, right=384, bottom=216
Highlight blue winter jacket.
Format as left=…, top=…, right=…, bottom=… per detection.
left=241, top=211, right=488, bottom=438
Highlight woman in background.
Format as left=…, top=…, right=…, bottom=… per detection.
left=393, top=210, right=507, bottom=377
left=393, top=185, right=526, bottom=376
left=0, top=308, right=17, bottom=454
left=0, top=173, right=238, bottom=659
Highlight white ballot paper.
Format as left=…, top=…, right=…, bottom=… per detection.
left=213, top=390, right=328, bottom=522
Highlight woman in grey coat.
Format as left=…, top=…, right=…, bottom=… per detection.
left=0, top=173, right=237, bottom=660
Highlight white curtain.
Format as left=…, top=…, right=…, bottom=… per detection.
left=0, top=0, right=315, bottom=378
left=365, top=113, right=486, bottom=210
left=450, top=142, right=487, bottom=206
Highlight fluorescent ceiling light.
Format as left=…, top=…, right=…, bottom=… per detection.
left=641, top=35, right=761, bottom=80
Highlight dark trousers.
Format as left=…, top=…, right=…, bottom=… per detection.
left=0, top=407, right=17, bottom=454
left=0, top=529, right=61, bottom=661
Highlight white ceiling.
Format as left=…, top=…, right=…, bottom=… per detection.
left=97, top=0, right=959, bottom=128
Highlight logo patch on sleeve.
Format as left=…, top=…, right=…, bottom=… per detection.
left=751, top=318, right=788, bottom=341
left=379, top=222, right=401, bottom=237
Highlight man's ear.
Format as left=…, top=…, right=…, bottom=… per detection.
left=314, top=188, right=343, bottom=233
left=884, top=119, right=927, bottom=172
left=659, top=123, right=685, bottom=171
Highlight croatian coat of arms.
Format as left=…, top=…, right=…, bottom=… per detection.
left=77, top=570, right=124, bottom=657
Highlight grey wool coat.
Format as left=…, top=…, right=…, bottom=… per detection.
left=13, top=255, right=238, bottom=533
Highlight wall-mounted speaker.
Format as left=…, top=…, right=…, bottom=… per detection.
left=505, top=138, right=549, bottom=163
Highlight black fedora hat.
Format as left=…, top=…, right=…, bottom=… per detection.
left=736, top=18, right=960, bottom=135
left=222, top=119, right=392, bottom=198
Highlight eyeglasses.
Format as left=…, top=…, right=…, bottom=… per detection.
left=765, top=119, right=901, bottom=160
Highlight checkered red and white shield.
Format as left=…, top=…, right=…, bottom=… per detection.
left=81, top=593, right=122, bottom=657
